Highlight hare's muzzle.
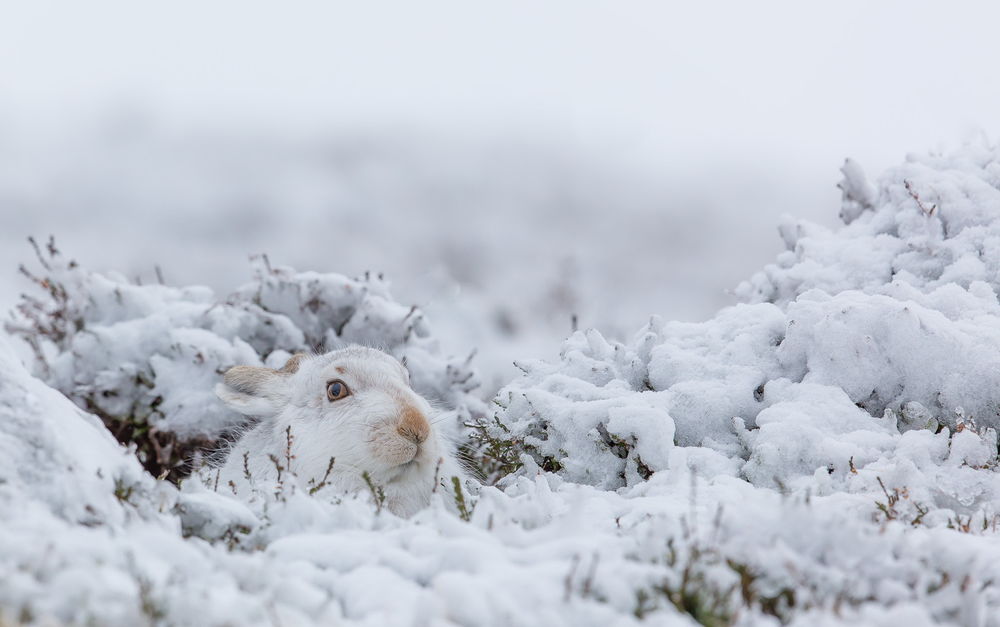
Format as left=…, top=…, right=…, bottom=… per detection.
left=396, top=405, right=430, bottom=445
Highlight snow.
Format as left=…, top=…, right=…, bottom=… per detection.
left=5, top=142, right=1000, bottom=625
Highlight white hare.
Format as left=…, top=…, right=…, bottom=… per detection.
left=215, top=346, right=467, bottom=517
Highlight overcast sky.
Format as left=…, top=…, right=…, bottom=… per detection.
left=2, top=1, right=997, bottom=172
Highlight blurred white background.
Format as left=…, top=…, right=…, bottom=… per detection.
left=2, top=1, right=998, bottom=384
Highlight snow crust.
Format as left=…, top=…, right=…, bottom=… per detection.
left=5, top=144, right=1000, bottom=625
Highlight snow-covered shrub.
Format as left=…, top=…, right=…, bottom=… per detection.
left=741, top=148, right=1000, bottom=305
left=495, top=143, right=1000, bottom=490
left=7, top=242, right=485, bottom=481
left=491, top=305, right=785, bottom=488
left=740, top=148, right=1000, bottom=426
left=0, top=333, right=177, bottom=624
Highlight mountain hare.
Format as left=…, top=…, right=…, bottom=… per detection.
left=215, top=346, right=467, bottom=517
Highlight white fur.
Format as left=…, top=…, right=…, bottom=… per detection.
left=215, top=346, right=467, bottom=517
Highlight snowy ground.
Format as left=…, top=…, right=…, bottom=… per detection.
left=4, top=141, right=1000, bottom=626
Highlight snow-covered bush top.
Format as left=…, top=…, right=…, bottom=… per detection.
left=494, top=145, right=1000, bottom=491
left=741, top=150, right=1000, bottom=305
left=7, top=247, right=485, bottom=480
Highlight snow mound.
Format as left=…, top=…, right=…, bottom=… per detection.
left=497, top=145, right=1000, bottom=489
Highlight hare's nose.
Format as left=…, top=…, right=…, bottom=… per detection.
left=397, top=404, right=430, bottom=444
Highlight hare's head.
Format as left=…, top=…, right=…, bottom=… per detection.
left=216, top=346, right=443, bottom=484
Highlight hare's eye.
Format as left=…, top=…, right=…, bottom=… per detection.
left=326, top=380, right=350, bottom=401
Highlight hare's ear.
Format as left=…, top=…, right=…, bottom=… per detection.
left=215, top=365, right=291, bottom=418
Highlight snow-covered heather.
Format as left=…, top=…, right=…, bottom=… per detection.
left=5, top=142, right=1000, bottom=626
left=5, top=252, right=485, bottom=480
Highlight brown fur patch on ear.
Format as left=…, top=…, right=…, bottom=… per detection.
left=224, top=365, right=280, bottom=395
left=278, top=353, right=308, bottom=374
